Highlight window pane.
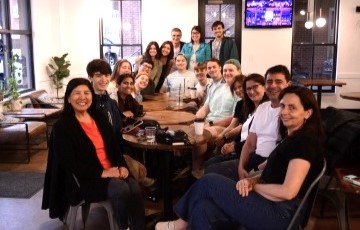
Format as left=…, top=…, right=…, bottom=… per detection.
left=205, top=5, right=220, bottom=38
left=122, top=1, right=141, bottom=44
left=11, top=34, right=33, bottom=91
left=102, top=1, right=122, bottom=44
left=10, top=0, right=30, bottom=30
left=291, top=45, right=312, bottom=83
left=314, top=0, right=336, bottom=44
left=123, top=45, right=141, bottom=67
left=220, top=5, right=235, bottom=37
left=313, top=46, right=334, bottom=80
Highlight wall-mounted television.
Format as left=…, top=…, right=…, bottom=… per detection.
left=245, top=0, right=293, bottom=28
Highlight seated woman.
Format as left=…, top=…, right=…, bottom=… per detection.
left=132, top=71, right=149, bottom=103
left=53, top=78, right=145, bottom=230
left=156, top=86, right=324, bottom=229
left=160, top=53, right=198, bottom=97
left=155, top=41, right=175, bottom=92
left=116, top=73, right=144, bottom=124
left=107, top=59, right=133, bottom=102
left=207, top=74, right=268, bottom=167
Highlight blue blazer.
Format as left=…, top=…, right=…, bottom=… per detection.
left=181, top=42, right=211, bottom=69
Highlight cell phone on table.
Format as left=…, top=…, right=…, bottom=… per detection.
left=122, top=120, right=143, bottom=133
left=343, top=174, right=360, bottom=187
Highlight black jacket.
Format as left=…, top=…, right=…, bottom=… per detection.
left=209, top=37, right=239, bottom=66
left=42, top=111, right=128, bottom=219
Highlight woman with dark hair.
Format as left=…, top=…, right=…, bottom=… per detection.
left=107, top=59, right=133, bottom=102
left=156, top=86, right=324, bottom=230
left=134, top=41, right=162, bottom=90
left=53, top=78, right=145, bottom=230
left=207, top=74, right=269, bottom=167
left=155, top=41, right=175, bottom=92
left=181, top=26, right=211, bottom=71
left=116, top=73, right=143, bottom=123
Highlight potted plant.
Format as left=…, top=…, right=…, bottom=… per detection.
left=4, top=54, right=22, bottom=110
left=0, top=80, right=4, bottom=101
left=48, top=53, right=71, bottom=98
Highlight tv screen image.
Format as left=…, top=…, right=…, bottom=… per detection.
left=245, top=0, right=293, bottom=28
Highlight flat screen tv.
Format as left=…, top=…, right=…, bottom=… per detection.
left=245, top=0, right=293, bottom=28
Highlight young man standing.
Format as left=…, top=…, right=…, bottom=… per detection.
left=209, top=21, right=239, bottom=66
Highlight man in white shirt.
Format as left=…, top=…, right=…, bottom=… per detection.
left=205, top=65, right=292, bottom=181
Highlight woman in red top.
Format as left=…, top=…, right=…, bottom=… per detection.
left=53, top=78, right=144, bottom=229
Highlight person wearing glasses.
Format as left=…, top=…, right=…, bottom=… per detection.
left=181, top=26, right=211, bottom=71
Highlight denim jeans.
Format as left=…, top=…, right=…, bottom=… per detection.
left=205, top=153, right=267, bottom=181
left=174, top=174, right=298, bottom=230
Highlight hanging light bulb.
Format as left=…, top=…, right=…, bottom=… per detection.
left=316, top=8, right=326, bottom=27
left=305, top=11, right=313, bottom=29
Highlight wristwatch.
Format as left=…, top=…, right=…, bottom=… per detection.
left=209, top=121, right=214, bottom=126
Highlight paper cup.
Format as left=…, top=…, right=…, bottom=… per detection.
left=194, top=118, right=205, bottom=135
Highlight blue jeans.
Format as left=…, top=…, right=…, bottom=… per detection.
left=205, top=153, right=267, bottom=181
left=174, top=174, right=299, bottom=230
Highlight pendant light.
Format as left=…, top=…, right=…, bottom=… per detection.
left=304, top=0, right=313, bottom=29
left=316, top=8, right=326, bottom=27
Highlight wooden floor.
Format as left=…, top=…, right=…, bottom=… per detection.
left=1, top=149, right=359, bottom=230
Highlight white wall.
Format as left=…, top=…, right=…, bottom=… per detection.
left=23, top=0, right=360, bottom=109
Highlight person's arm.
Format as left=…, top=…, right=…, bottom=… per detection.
left=196, top=104, right=210, bottom=119
left=160, top=78, right=169, bottom=93
left=238, top=132, right=257, bottom=179
left=204, top=43, right=211, bottom=61
left=254, top=159, right=310, bottom=201
left=230, top=40, right=239, bottom=60
left=214, top=117, right=240, bottom=145
left=213, top=115, right=233, bottom=127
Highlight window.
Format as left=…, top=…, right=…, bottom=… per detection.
left=291, top=0, right=339, bottom=92
left=198, top=0, right=242, bottom=62
left=99, top=0, right=142, bottom=69
left=0, top=0, right=34, bottom=94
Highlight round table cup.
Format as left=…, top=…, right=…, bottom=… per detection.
left=194, top=121, right=205, bottom=135
left=145, top=127, right=157, bottom=143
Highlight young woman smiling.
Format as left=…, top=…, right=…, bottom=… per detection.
left=155, top=41, right=175, bottom=92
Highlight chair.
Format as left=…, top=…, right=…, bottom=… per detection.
left=63, top=174, right=119, bottom=230
left=286, top=158, right=327, bottom=230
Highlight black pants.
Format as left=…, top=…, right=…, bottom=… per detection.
left=107, top=176, right=145, bottom=230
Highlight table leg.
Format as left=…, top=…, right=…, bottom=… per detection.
left=161, top=150, right=175, bottom=220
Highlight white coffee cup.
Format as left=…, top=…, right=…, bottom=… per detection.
left=194, top=118, right=205, bottom=135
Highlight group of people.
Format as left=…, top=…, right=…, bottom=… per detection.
left=45, top=21, right=325, bottom=230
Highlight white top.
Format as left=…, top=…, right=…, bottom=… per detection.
left=240, top=113, right=254, bottom=142
left=249, top=101, right=281, bottom=158
left=195, top=78, right=212, bottom=103
left=162, top=70, right=198, bottom=97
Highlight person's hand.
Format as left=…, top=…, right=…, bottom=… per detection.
left=236, top=179, right=253, bottom=197
left=123, top=111, right=134, bottom=118
left=221, top=142, right=235, bottom=155
left=238, top=166, right=249, bottom=179
left=214, top=135, right=225, bottom=146
left=101, top=167, right=120, bottom=178
left=118, top=167, right=129, bottom=179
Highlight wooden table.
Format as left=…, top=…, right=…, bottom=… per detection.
left=143, top=111, right=195, bottom=125
left=3, top=108, right=62, bottom=120
left=123, top=125, right=211, bottom=220
left=142, top=100, right=189, bottom=112
left=143, top=93, right=169, bottom=101
left=340, top=92, right=360, bottom=102
left=298, top=79, right=346, bottom=108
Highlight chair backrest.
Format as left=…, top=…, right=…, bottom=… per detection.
left=286, top=158, right=326, bottom=230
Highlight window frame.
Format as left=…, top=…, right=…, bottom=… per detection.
left=0, top=0, right=35, bottom=97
